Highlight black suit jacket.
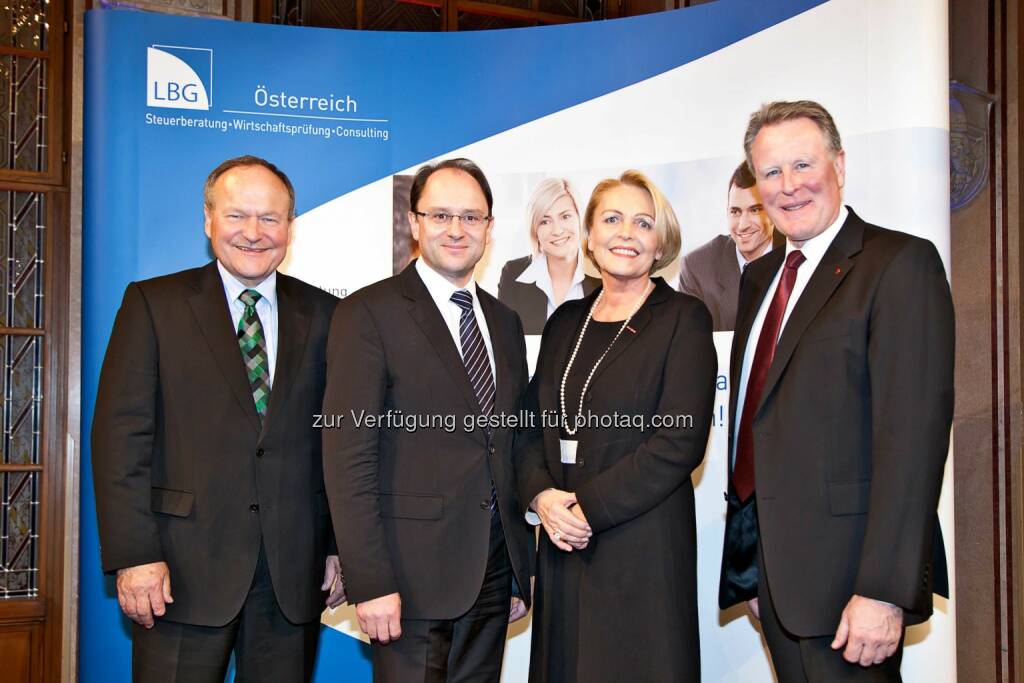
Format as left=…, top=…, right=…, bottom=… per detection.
left=92, top=261, right=338, bottom=626
left=497, top=255, right=600, bottom=335
left=516, top=279, right=716, bottom=681
left=718, top=208, right=954, bottom=637
left=322, top=261, right=534, bottom=620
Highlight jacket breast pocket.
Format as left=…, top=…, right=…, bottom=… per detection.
left=380, top=493, right=443, bottom=520
left=804, top=318, right=854, bottom=343
left=828, top=480, right=871, bottom=516
left=151, top=487, right=194, bottom=517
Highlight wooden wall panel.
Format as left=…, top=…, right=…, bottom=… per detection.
left=0, top=622, right=42, bottom=683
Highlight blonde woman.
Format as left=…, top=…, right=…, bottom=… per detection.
left=517, top=170, right=716, bottom=682
left=498, top=178, right=600, bottom=334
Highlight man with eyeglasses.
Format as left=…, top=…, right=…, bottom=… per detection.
left=323, top=158, right=534, bottom=682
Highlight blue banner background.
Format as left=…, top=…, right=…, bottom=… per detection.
left=81, top=2, right=826, bottom=679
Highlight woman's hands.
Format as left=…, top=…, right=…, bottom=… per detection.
left=531, top=488, right=592, bottom=551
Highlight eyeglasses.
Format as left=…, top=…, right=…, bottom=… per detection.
left=412, top=211, right=492, bottom=227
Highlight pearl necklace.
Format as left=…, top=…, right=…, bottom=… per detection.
left=559, top=280, right=654, bottom=437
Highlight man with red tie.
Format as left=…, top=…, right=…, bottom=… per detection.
left=718, top=101, right=954, bottom=681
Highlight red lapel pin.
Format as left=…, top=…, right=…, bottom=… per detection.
left=626, top=325, right=637, bottom=334
left=834, top=266, right=842, bottom=275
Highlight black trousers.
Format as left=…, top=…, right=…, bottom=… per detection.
left=757, top=543, right=904, bottom=683
left=372, top=512, right=513, bottom=683
left=132, top=544, right=320, bottom=683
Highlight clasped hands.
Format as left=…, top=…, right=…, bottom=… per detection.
left=747, top=594, right=903, bottom=667
left=531, top=488, right=592, bottom=552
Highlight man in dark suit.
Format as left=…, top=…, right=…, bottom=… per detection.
left=718, top=101, right=954, bottom=681
left=677, top=161, right=777, bottom=331
left=323, top=158, right=534, bottom=682
left=92, top=156, right=344, bottom=682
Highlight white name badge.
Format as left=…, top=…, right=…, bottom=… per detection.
left=560, top=439, right=578, bottom=464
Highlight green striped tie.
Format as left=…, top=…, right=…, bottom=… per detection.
left=237, top=289, right=271, bottom=421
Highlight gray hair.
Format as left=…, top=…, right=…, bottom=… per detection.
left=743, top=100, right=843, bottom=173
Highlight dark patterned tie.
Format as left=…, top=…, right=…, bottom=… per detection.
left=237, top=289, right=271, bottom=422
left=450, top=290, right=496, bottom=417
left=451, top=289, right=498, bottom=510
left=732, top=250, right=806, bottom=502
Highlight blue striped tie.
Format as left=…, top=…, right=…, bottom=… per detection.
left=451, top=289, right=498, bottom=511
left=450, top=290, right=496, bottom=417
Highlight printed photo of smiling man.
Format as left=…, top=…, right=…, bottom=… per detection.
left=676, top=161, right=782, bottom=331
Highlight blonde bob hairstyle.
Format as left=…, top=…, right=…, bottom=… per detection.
left=582, top=170, right=681, bottom=274
left=526, top=178, right=581, bottom=255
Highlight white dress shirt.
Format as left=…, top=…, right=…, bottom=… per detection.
left=736, top=246, right=749, bottom=273
left=731, top=205, right=848, bottom=466
left=218, top=261, right=279, bottom=386
left=415, top=258, right=497, bottom=380
left=514, top=251, right=588, bottom=318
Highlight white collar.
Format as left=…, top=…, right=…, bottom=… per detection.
left=515, top=251, right=586, bottom=287
left=217, top=261, right=278, bottom=309
left=785, top=205, right=848, bottom=262
left=415, top=257, right=479, bottom=301
left=735, top=245, right=748, bottom=272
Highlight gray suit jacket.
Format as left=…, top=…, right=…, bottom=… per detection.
left=677, top=234, right=740, bottom=331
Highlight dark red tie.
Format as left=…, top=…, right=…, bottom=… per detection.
left=733, top=250, right=806, bottom=502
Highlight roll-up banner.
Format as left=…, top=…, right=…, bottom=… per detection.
left=82, top=1, right=953, bottom=679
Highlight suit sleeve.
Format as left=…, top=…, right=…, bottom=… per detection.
left=677, top=254, right=704, bottom=300
left=853, top=238, right=954, bottom=611
left=497, top=260, right=515, bottom=304
left=515, top=314, right=560, bottom=512
left=322, top=297, right=400, bottom=604
left=574, top=301, right=717, bottom=533
left=91, top=283, right=164, bottom=573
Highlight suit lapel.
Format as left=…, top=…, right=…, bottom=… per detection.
left=541, top=306, right=586, bottom=489
left=716, top=237, right=741, bottom=307
left=730, top=250, right=782, bottom=398
left=477, top=288, right=514, bottom=417
left=555, top=294, right=593, bottom=388
left=188, top=262, right=262, bottom=435
left=261, top=274, right=311, bottom=434
left=716, top=236, right=739, bottom=302
left=753, top=211, right=864, bottom=418
left=587, top=278, right=669, bottom=387
left=728, top=249, right=784, bottom=459
left=401, top=263, right=484, bottom=417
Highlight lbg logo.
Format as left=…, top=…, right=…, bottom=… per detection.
left=146, top=45, right=213, bottom=110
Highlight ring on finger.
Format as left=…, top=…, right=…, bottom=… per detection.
left=554, top=530, right=561, bottom=541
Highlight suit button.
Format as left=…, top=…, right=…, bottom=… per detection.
left=480, top=500, right=490, bottom=510
left=488, top=445, right=495, bottom=454
left=249, top=504, right=259, bottom=512
left=577, top=458, right=585, bottom=467
left=256, top=449, right=264, bottom=458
